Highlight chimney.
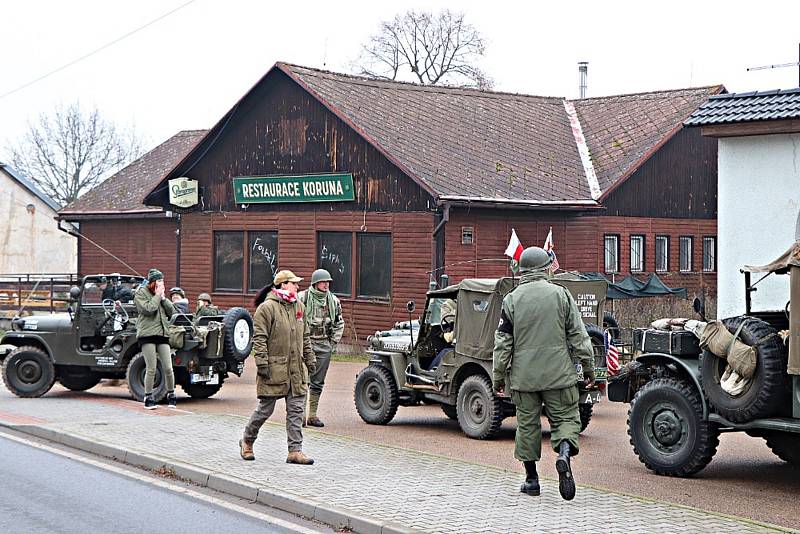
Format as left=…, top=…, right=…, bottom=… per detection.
left=578, top=62, right=588, bottom=98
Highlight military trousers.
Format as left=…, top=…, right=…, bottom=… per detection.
left=511, top=386, right=580, bottom=462
left=242, top=392, right=306, bottom=452
left=309, top=344, right=333, bottom=396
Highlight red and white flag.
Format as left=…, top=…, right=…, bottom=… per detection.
left=543, top=227, right=560, bottom=272
left=505, top=229, right=523, bottom=273
left=605, top=330, right=620, bottom=376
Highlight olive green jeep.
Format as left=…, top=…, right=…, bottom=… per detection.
left=354, top=275, right=611, bottom=439
left=0, top=274, right=253, bottom=402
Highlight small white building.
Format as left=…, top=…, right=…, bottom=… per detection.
left=0, top=162, right=77, bottom=274
left=686, top=89, right=800, bottom=318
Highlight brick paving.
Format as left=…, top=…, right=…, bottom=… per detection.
left=0, top=393, right=792, bottom=534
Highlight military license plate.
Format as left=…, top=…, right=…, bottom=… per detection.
left=190, top=372, right=218, bottom=384
left=594, top=368, right=608, bottom=380
left=579, top=389, right=602, bottom=404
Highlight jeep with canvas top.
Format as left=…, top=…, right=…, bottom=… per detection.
left=354, top=274, right=611, bottom=439
left=0, top=274, right=253, bottom=401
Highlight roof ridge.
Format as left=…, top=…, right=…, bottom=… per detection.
left=570, top=84, right=723, bottom=102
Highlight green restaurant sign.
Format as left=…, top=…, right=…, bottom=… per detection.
left=233, top=173, right=355, bottom=204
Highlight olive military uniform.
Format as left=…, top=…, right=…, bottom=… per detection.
left=492, top=270, right=593, bottom=461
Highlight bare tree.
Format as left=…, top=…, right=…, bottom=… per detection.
left=7, top=103, right=143, bottom=207
left=355, top=10, right=492, bottom=89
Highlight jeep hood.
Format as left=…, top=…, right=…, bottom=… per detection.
left=12, top=313, right=72, bottom=333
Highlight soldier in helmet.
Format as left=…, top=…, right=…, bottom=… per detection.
left=298, top=268, right=344, bottom=427
left=492, top=246, right=594, bottom=501
left=169, top=287, right=190, bottom=314
left=194, top=293, right=221, bottom=319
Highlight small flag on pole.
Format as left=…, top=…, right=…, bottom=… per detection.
left=605, top=330, right=620, bottom=376
left=505, top=229, right=523, bottom=273
left=543, top=227, right=560, bottom=272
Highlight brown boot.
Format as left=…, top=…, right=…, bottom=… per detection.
left=239, top=439, right=255, bottom=461
left=286, top=451, right=314, bottom=465
left=306, top=416, right=325, bottom=427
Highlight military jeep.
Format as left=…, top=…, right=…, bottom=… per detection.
left=608, top=241, right=800, bottom=476
left=354, top=275, right=610, bottom=439
left=0, top=274, right=253, bottom=402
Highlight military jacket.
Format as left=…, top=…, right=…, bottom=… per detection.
left=134, top=285, right=175, bottom=339
left=194, top=304, right=221, bottom=319
left=298, top=290, right=344, bottom=350
left=252, top=291, right=315, bottom=397
left=492, top=272, right=593, bottom=392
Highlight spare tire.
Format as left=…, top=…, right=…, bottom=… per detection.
left=603, top=313, right=620, bottom=341
left=222, top=307, right=253, bottom=362
left=585, top=323, right=607, bottom=371
left=699, top=316, right=790, bottom=423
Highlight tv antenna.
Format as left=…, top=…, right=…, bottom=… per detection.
left=746, top=43, right=800, bottom=86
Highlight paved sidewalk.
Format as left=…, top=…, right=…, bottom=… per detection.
left=0, top=393, right=793, bottom=534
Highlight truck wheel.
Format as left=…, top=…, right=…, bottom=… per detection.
left=628, top=377, right=719, bottom=476
left=700, top=316, right=790, bottom=423
left=58, top=373, right=101, bottom=391
left=441, top=404, right=458, bottom=420
left=585, top=324, right=607, bottom=371
left=181, top=382, right=223, bottom=399
left=603, top=313, right=620, bottom=340
left=2, top=346, right=55, bottom=398
left=579, top=403, right=593, bottom=433
left=222, top=307, right=254, bottom=362
left=764, top=432, right=800, bottom=464
left=354, top=365, right=399, bottom=425
left=126, top=353, right=167, bottom=402
left=457, top=375, right=503, bottom=439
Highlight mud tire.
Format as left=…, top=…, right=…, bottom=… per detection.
left=2, top=346, right=55, bottom=398
left=354, top=365, right=399, bottom=425
left=126, top=352, right=167, bottom=402
left=456, top=375, right=503, bottom=440
left=221, top=307, right=254, bottom=362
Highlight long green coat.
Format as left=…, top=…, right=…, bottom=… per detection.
left=134, top=285, right=175, bottom=339
left=252, top=291, right=315, bottom=397
left=492, top=271, right=593, bottom=392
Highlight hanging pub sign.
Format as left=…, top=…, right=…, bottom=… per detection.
left=233, top=173, right=355, bottom=204
left=168, top=177, right=199, bottom=208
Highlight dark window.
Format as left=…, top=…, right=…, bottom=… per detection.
left=679, top=236, right=693, bottom=273
left=604, top=234, right=619, bottom=273
left=318, top=232, right=352, bottom=296
left=249, top=232, right=278, bottom=291
left=461, top=227, right=474, bottom=245
left=630, top=235, right=645, bottom=272
left=703, top=236, right=716, bottom=273
left=214, top=232, right=244, bottom=291
left=655, top=236, right=669, bottom=272
left=358, top=233, right=392, bottom=298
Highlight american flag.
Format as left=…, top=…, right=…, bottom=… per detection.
left=605, top=330, right=620, bottom=376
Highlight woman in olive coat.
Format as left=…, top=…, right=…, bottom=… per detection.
left=134, top=268, right=176, bottom=410
left=239, top=270, right=316, bottom=464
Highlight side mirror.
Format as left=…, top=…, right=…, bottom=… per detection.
left=692, top=297, right=706, bottom=321
left=69, top=286, right=81, bottom=302
left=406, top=300, right=416, bottom=313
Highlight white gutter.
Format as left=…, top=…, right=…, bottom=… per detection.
left=563, top=100, right=602, bottom=200
left=438, top=195, right=598, bottom=206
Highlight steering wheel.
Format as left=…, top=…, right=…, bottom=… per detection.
left=785, top=300, right=790, bottom=321
left=101, top=298, right=129, bottom=323
left=440, top=314, right=455, bottom=333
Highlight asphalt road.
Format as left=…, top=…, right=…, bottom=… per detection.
left=0, top=432, right=321, bottom=534
left=47, top=359, right=800, bottom=530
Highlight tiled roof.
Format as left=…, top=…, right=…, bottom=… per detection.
left=573, top=86, right=723, bottom=192
left=60, top=130, right=206, bottom=215
left=684, top=88, right=800, bottom=126
left=283, top=64, right=720, bottom=204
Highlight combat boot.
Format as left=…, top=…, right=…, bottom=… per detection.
left=556, top=440, right=576, bottom=501
left=520, top=461, right=540, bottom=496
left=239, top=439, right=255, bottom=461
left=286, top=451, right=314, bottom=465
left=306, top=416, right=325, bottom=427
left=306, top=393, right=324, bottom=427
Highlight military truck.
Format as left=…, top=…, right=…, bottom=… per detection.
left=0, top=274, right=253, bottom=402
left=354, top=275, right=610, bottom=439
left=608, top=243, right=800, bottom=476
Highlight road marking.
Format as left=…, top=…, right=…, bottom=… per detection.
left=0, top=430, right=324, bottom=534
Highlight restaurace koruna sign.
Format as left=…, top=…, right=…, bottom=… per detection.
left=233, top=173, right=355, bottom=204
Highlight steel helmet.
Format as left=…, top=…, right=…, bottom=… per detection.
left=169, top=287, right=185, bottom=298
left=311, top=269, right=333, bottom=286
left=518, top=246, right=553, bottom=272
left=198, top=293, right=213, bottom=303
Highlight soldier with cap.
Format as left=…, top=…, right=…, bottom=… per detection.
left=492, top=246, right=594, bottom=501
left=239, top=270, right=316, bottom=465
left=298, top=269, right=344, bottom=427
left=169, top=287, right=190, bottom=314
left=194, top=293, right=221, bottom=319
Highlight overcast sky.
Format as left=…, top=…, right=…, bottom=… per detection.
left=2, top=0, right=799, bottom=156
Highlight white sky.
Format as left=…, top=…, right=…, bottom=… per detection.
left=2, top=0, right=799, bottom=155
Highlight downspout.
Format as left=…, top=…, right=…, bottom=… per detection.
left=431, top=202, right=450, bottom=287
left=175, top=213, right=182, bottom=287
left=57, top=218, right=80, bottom=276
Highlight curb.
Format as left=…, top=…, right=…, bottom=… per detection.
left=3, top=422, right=423, bottom=534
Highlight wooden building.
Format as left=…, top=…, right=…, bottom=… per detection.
left=60, top=63, right=721, bottom=344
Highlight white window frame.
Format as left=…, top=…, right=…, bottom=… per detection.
left=679, top=236, right=693, bottom=273
left=655, top=235, right=669, bottom=273
left=630, top=235, right=645, bottom=272
left=703, top=236, right=716, bottom=273
left=604, top=234, right=619, bottom=273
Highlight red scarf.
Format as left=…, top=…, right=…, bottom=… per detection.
left=272, top=288, right=297, bottom=303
